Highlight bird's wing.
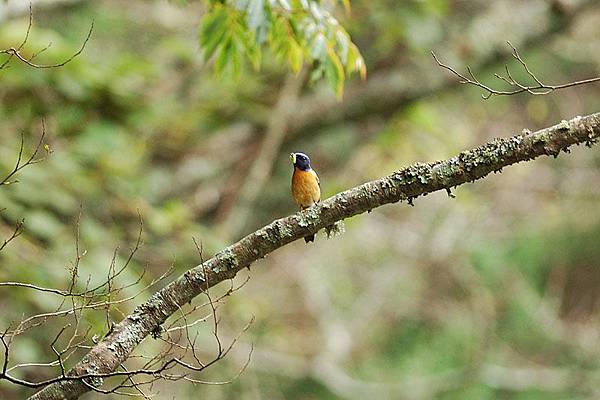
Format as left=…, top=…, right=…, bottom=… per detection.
left=311, top=169, right=321, bottom=202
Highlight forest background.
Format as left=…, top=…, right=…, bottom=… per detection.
left=1, top=0, right=600, bottom=399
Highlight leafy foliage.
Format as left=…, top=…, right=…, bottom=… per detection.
left=198, top=0, right=366, bottom=96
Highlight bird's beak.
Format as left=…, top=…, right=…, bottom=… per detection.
left=290, top=153, right=296, bottom=164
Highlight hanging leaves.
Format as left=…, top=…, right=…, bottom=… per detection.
left=198, top=0, right=366, bottom=96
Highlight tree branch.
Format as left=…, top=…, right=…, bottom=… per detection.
left=29, top=112, right=600, bottom=399
left=0, top=2, right=93, bottom=71
left=431, top=42, right=600, bottom=99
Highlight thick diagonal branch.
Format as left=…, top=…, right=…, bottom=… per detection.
left=29, top=112, right=600, bottom=400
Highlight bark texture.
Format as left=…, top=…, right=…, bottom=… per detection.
left=29, top=112, right=600, bottom=399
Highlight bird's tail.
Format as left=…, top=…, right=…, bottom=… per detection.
left=304, top=234, right=315, bottom=243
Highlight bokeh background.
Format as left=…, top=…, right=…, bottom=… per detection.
left=1, top=0, right=600, bottom=398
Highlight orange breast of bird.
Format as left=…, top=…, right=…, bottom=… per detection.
left=291, top=168, right=321, bottom=209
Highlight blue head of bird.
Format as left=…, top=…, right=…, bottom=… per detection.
left=290, top=152, right=311, bottom=171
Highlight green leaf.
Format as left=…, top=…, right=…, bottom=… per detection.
left=215, top=36, right=234, bottom=75
left=288, top=40, right=304, bottom=74
left=335, top=30, right=349, bottom=64
left=347, top=42, right=367, bottom=80
left=325, top=47, right=345, bottom=97
left=198, top=5, right=229, bottom=61
left=197, top=0, right=367, bottom=94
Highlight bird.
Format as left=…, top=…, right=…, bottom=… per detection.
left=290, top=152, right=320, bottom=243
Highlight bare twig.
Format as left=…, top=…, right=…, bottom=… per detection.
left=432, top=42, right=600, bottom=99
left=0, top=219, right=24, bottom=252
left=0, top=219, right=250, bottom=397
left=0, top=2, right=93, bottom=70
left=1, top=122, right=48, bottom=186
left=0, top=121, right=49, bottom=251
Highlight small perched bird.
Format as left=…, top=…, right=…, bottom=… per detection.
left=290, top=152, right=320, bottom=243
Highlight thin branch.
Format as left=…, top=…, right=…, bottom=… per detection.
left=0, top=2, right=93, bottom=72
left=0, top=219, right=24, bottom=252
left=0, top=2, right=33, bottom=70
left=1, top=123, right=48, bottom=186
left=0, top=121, right=49, bottom=252
left=432, top=42, right=600, bottom=99
left=0, top=281, right=73, bottom=296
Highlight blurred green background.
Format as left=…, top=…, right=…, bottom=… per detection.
left=1, top=0, right=600, bottom=399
